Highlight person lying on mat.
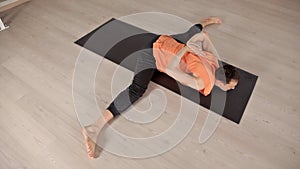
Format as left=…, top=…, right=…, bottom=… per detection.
left=153, top=31, right=239, bottom=96
left=81, top=16, right=240, bottom=159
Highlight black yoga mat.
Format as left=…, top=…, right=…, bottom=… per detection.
left=75, top=18, right=258, bottom=124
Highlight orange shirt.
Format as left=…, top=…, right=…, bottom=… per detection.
left=153, top=35, right=219, bottom=96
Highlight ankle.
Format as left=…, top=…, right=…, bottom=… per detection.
left=103, top=109, right=114, bottom=122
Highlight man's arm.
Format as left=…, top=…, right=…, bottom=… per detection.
left=186, top=31, right=217, bottom=57
left=201, top=32, right=216, bottom=54
left=165, top=46, right=205, bottom=91
left=186, top=32, right=205, bottom=57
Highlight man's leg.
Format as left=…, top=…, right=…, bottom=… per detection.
left=82, top=48, right=157, bottom=159
left=171, top=16, right=222, bottom=44
left=107, top=49, right=157, bottom=116
left=81, top=17, right=222, bottom=158
left=171, top=24, right=203, bottom=44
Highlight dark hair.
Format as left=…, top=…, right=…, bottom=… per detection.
left=215, top=65, right=240, bottom=84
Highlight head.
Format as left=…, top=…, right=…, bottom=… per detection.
left=215, top=65, right=240, bottom=91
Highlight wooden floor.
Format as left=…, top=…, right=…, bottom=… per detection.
left=0, top=0, right=300, bottom=168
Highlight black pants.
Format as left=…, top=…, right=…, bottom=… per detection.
left=107, top=24, right=203, bottom=117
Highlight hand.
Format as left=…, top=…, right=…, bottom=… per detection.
left=215, top=80, right=229, bottom=91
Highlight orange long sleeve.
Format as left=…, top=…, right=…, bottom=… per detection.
left=153, top=35, right=219, bottom=96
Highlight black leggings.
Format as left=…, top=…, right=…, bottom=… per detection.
left=107, top=24, right=203, bottom=117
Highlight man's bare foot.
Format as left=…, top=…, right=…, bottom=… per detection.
left=81, top=126, right=99, bottom=159
left=200, top=16, right=222, bottom=28
left=81, top=110, right=114, bottom=159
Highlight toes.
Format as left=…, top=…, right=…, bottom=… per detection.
left=86, top=140, right=96, bottom=158
left=82, top=129, right=96, bottom=159
left=208, top=17, right=221, bottom=23
left=210, top=17, right=222, bottom=24
left=88, top=149, right=94, bottom=158
left=86, top=145, right=95, bottom=158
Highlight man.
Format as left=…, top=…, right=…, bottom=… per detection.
left=81, top=16, right=239, bottom=159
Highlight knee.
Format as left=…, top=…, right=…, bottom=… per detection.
left=129, top=82, right=147, bottom=98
